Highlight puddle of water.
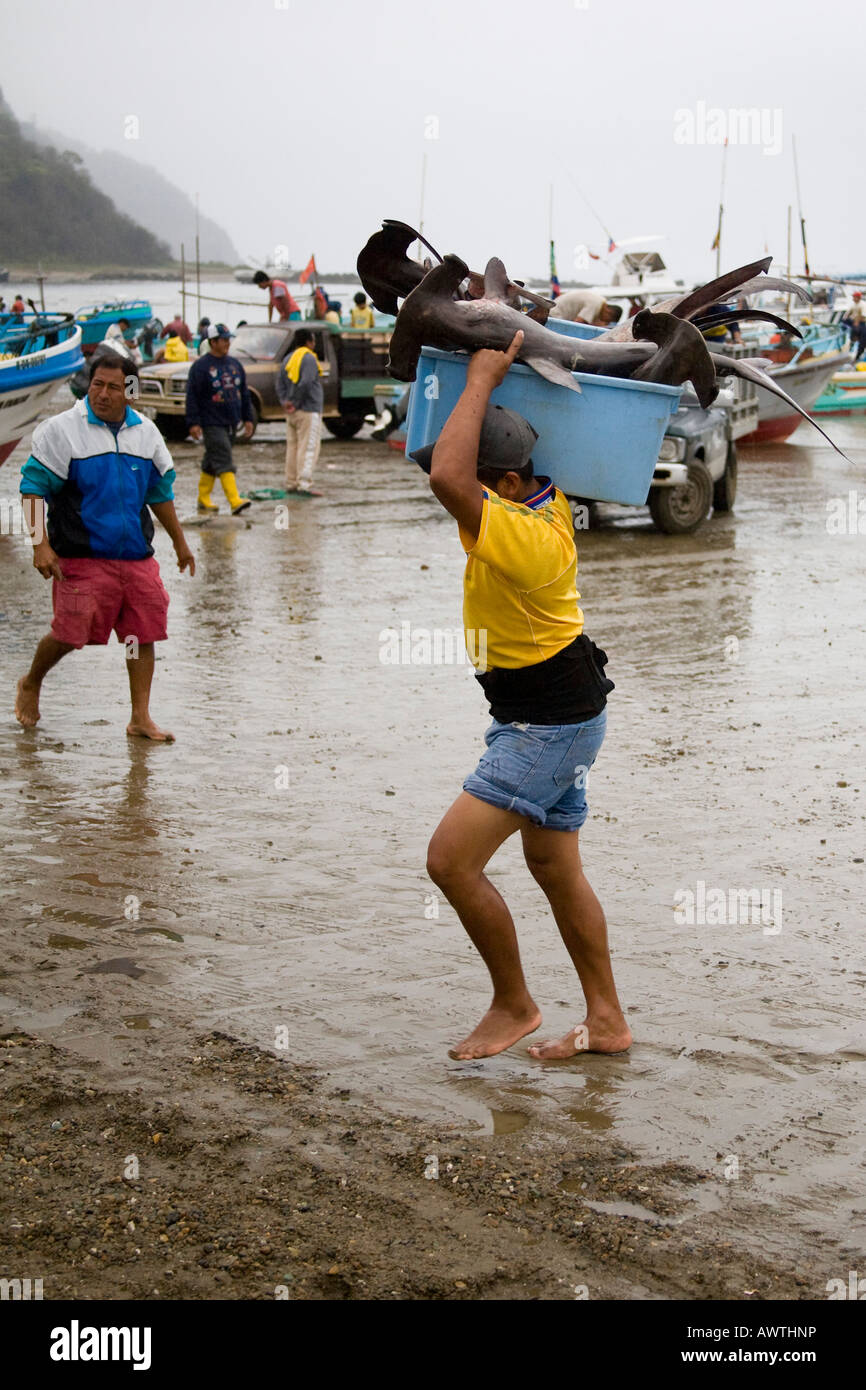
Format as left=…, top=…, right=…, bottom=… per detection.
left=85, top=958, right=144, bottom=979
left=559, top=1183, right=723, bottom=1229
left=582, top=1197, right=675, bottom=1225
left=47, top=933, right=90, bottom=950
left=486, top=1108, right=529, bottom=1135
left=568, top=1105, right=615, bottom=1132
left=122, top=1015, right=153, bottom=1030
left=52, top=907, right=118, bottom=930
left=67, top=873, right=126, bottom=888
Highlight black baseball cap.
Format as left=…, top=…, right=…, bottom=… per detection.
left=410, top=403, right=538, bottom=475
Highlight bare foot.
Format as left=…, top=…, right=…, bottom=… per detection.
left=449, top=1002, right=542, bottom=1061
left=529, top=1015, right=632, bottom=1060
left=15, top=676, right=41, bottom=728
left=126, top=718, right=175, bottom=743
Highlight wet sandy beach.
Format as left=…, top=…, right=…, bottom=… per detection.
left=1, top=401, right=865, bottom=1299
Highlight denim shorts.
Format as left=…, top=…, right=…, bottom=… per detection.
left=463, top=709, right=607, bottom=831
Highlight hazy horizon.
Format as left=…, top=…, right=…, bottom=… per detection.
left=2, top=0, right=863, bottom=287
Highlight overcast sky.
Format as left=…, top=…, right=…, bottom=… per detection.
left=2, top=0, right=862, bottom=284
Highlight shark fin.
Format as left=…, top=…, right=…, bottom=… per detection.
left=713, top=353, right=850, bottom=459
left=695, top=309, right=803, bottom=337
left=522, top=354, right=582, bottom=392
left=671, top=256, right=773, bottom=321
left=385, top=316, right=423, bottom=382
left=730, top=275, right=812, bottom=303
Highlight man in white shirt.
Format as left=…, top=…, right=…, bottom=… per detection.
left=550, top=289, right=620, bottom=327
left=102, top=318, right=142, bottom=365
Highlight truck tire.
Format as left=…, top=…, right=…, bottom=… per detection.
left=324, top=416, right=365, bottom=439
left=154, top=413, right=189, bottom=442
left=648, top=459, right=712, bottom=534
left=712, top=444, right=738, bottom=512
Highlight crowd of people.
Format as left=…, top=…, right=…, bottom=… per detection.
left=91, top=276, right=386, bottom=507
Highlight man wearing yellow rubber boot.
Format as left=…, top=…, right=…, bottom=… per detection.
left=185, top=323, right=254, bottom=514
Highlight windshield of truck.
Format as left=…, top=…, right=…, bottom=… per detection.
left=231, top=326, right=290, bottom=360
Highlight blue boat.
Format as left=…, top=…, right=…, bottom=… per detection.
left=0, top=311, right=84, bottom=467
left=75, top=299, right=153, bottom=353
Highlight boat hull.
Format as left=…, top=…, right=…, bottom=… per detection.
left=740, top=352, right=850, bottom=445
left=0, top=327, right=84, bottom=467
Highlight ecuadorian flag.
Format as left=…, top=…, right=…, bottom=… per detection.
left=549, top=240, right=561, bottom=299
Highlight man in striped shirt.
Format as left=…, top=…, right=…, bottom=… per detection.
left=15, top=351, right=195, bottom=741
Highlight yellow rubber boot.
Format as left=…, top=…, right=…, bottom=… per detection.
left=197, top=472, right=219, bottom=512
left=219, top=471, right=251, bottom=515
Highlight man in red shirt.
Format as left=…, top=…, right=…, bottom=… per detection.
left=160, top=313, right=192, bottom=344
left=253, top=271, right=301, bottom=322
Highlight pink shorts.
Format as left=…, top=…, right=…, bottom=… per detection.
left=52, top=556, right=169, bottom=649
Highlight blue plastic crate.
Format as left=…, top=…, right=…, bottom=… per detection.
left=545, top=318, right=605, bottom=341
left=405, top=343, right=681, bottom=505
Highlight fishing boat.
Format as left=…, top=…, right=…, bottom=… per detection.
left=813, top=363, right=866, bottom=415
left=75, top=299, right=153, bottom=353
left=0, top=311, right=84, bottom=467
left=739, top=324, right=851, bottom=444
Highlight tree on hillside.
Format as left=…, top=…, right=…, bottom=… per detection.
left=0, top=102, right=172, bottom=267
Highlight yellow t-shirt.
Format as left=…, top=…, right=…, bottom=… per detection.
left=350, top=305, right=375, bottom=328
left=458, top=482, right=583, bottom=671
left=164, top=336, right=189, bottom=362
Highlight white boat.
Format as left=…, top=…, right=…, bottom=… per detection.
left=738, top=324, right=852, bottom=445
left=233, top=262, right=295, bottom=284
left=0, top=313, right=84, bottom=467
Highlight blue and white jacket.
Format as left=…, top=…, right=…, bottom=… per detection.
left=20, top=399, right=176, bottom=560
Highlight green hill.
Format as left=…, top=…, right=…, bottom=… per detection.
left=0, top=91, right=171, bottom=268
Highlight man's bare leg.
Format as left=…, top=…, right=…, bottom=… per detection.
left=126, top=642, right=174, bottom=742
left=15, top=634, right=75, bottom=727
left=520, top=823, right=632, bottom=1058
left=427, top=792, right=541, bottom=1059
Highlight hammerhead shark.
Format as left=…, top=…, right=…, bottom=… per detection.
left=359, top=224, right=848, bottom=457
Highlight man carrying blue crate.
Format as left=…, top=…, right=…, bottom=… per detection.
left=415, top=330, right=631, bottom=1062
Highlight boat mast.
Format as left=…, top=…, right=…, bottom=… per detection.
left=713, top=138, right=728, bottom=278
left=180, top=243, right=187, bottom=329
left=792, top=135, right=811, bottom=278
left=195, top=193, right=202, bottom=328
left=786, top=204, right=792, bottom=321
left=416, top=153, right=428, bottom=262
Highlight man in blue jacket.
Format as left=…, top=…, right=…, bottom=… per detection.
left=185, top=323, right=255, bottom=514
left=15, top=350, right=195, bottom=741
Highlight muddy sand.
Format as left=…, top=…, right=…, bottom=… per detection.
left=1, top=412, right=865, bottom=1300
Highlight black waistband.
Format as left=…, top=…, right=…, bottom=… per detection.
left=474, top=633, right=614, bottom=725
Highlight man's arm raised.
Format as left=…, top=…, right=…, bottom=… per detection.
left=428, top=330, right=522, bottom=541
